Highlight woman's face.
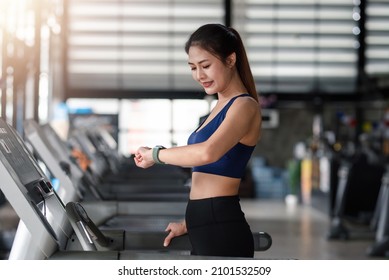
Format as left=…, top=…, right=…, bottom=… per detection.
left=187, top=46, right=234, bottom=95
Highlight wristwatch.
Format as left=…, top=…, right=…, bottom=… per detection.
left=152, top=145, right=166, bottom=164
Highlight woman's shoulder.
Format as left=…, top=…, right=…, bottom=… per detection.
left=230, top=94, right=260, bottom=114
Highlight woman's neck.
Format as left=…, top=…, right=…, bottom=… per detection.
left=217, top=71, right=247, bottom=102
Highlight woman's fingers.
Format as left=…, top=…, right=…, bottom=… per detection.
left=164, top=230, right=175, bottom=247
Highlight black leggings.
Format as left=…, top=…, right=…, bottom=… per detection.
left=185, top=195, right=254, bottom=258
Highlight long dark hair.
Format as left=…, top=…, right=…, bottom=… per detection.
left=185, top=23, right=258, bottom=102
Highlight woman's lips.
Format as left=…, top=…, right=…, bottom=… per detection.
left=202, top=81, right=213, bottom=88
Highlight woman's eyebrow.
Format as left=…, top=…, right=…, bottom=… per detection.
left=188, top=59, right=209, bottom=65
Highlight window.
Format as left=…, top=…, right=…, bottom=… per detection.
left=365, top=0, right=389, bottom=79
left=233, top=0, right=359, bottom=94
left=67, top=0, right=224, bottom=96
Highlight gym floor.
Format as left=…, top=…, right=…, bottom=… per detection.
left=244, top=199, right=382, bottom=260
left=0, top=199, right=385, bottom=260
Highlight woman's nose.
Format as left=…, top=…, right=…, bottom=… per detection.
left=196, top=69, right=205, bottom=81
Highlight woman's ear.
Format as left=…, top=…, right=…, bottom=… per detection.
left=226, top=52, right=236, bottom=68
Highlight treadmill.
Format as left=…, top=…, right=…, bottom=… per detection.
left=69, top=128, right=190, bottom=192
left=23, top=119, right=187, bottom=232
left=37, top=120, right=190, bottom=202
left=0, top=118, right=272, bottom=259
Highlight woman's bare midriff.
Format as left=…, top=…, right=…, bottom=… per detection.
left=189, top=172, right=241, bottom=199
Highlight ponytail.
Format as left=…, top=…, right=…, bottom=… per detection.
left=228, top=27, right=258, bottom=102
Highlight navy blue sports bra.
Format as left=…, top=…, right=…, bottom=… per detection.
left=187, top=94, right=256, bottom=179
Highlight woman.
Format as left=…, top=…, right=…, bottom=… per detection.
left=134, top=23, right=261, bottom=258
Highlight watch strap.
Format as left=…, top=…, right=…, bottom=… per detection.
left=152, top=146, right=166, bottom=164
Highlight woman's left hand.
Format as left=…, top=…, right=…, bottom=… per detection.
left=164, top=221, right=187, bottom=247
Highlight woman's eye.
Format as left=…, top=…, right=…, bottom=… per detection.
left=203, top=65, right=210, bottom=69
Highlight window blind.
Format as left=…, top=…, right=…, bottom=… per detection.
left=233, top=0, right=359, bottom=94
left=365, top=0, right=389, bottom=89
left=67, top=0, right=224, bottom=95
